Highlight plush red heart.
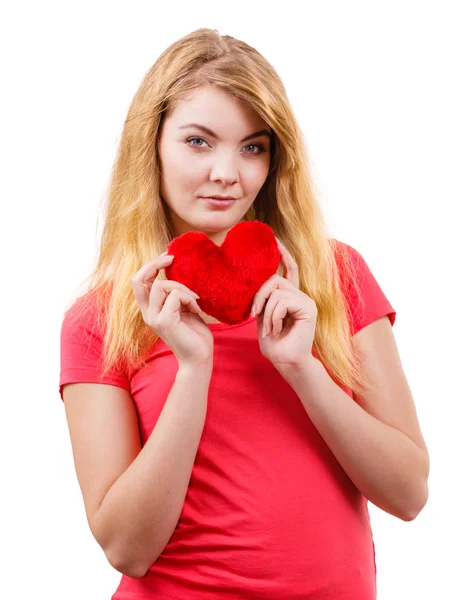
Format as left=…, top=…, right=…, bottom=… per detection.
left=164, top=221, right=281, bottom=324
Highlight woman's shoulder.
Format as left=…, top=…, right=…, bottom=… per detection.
left=61, top=288, right=109, bottom=339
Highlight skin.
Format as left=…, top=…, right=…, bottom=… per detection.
left=157, top=84, right=273, bottom=323
left=151, top=87, right=430, bottom=525
left=158, top=84, right=272, bottom=247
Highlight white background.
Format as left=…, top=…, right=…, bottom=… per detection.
left=2, top=1, right=461, bottom=598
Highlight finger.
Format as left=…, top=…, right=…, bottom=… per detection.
left=253, top=275, right=294, bottom=317
left=263, top=292, right=310, bottom=336
left=150, top=281, right=201, bottom=316
left=147, top=277, right=200, bottom=300
left=270, top=296, right=312, bottom=334
left=275, top=238, right=299, bottom=288
left=134, top=278, right=200, bottom=322
left=131, top=255, right=173, bottom=314
left=261, top=289, right=283, bottom=336
left=139, top=254, right=175, bottom=286
left=272, top=301, right=289, bottom=335
left=158, top=288, right=202, bottom=321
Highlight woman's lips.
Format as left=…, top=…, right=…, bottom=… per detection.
left=200, top=197, right=236, bottom=208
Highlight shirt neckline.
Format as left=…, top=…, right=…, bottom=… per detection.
left=205, top=314, right=257, bottom=331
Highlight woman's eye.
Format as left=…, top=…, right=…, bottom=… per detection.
left=185, top=137, right=266, bottom=155
left=186, top=137, right=207, bottom=148
left=244, top=144, right=266, bottom=155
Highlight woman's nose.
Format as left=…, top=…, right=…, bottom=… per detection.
left=209, top=157, right=239, bottom=185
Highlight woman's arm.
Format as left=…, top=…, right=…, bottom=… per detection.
left=281, top=356, right=429, bottom=521
left=92, top=362, right=212, bottom=577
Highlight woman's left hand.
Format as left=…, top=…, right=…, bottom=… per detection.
left=251, top=238, right=317, bottom=374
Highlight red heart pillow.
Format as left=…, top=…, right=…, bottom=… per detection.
left=164, top=221, right=281, bottom=324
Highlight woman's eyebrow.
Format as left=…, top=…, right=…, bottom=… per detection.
left=178, top=123, right=272, bottom=143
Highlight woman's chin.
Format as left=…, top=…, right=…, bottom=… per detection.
left=185, top=213, right=242, bottom=242
left=195, top=210, right=240, bottom=226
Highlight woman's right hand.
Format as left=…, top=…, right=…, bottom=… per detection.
left=132, top=252, right=213, bottom=368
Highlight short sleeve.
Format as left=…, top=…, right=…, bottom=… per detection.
left=335, top=240, right=397, bottom=336
left=59, top=294, right=130, bottom=402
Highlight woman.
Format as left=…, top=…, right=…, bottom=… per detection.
left=59, top=27, right=430, bottom=599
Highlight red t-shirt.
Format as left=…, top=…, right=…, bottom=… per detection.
left=59, top=240, right=396, bottom=600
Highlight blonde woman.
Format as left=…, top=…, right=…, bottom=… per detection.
left=59, top=28, right=430, bottom=600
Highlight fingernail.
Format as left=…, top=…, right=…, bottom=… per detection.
left=251, top=303, right=257, bottom=317
left=163, top=254, right=174, bottom=261
left=193, top=293, right=200, bottom=299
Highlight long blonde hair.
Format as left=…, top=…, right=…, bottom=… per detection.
left=66, top=28, right=371, bottom=399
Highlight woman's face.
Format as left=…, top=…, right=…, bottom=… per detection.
left=158, top=85, right=272, bottom=245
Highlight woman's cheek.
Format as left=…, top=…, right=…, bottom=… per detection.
left=246, top=162, right=270, bottom=190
